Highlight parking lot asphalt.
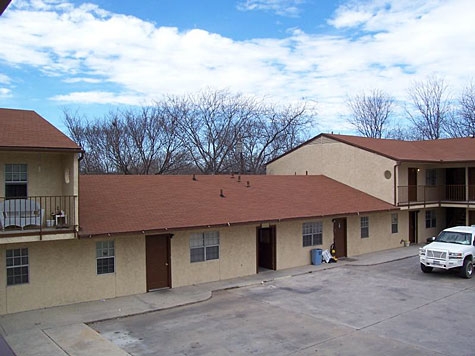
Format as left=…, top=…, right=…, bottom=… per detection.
left=0, top=245, right=420, bottom=355
left=93, top=253, right=475, bottom=355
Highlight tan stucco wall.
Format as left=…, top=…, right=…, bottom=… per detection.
left=0, top=212, right=408, bottom=314
left=171, top=225, right=257, bottom=287
left=0, top=150, right=80, bottom=229
left=277, top=212, right=407, bottom=268
left=0, top=151, right=77, bottom=197
left=412, top=208, right=445, bottom=244
left=0, top=235, right=145, bottom=314
left=345, top=211, right=409, bottom=256
left=275, top=218, right=333, bottom=269
left=170, top=212, right=407, bottom=289
left=267, top=137, right=397, bottom=203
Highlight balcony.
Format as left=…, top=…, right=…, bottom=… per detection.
left=398, top=185, right=475, bottom=207
left=0, top=196, right=77, bottom=239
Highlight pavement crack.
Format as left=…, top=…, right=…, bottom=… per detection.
left=358, top=284, right=474, bottom=331
left=41, top=328, right=70, bottom=355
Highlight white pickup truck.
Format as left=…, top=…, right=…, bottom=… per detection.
left=419, top=226, right=475, bottom=279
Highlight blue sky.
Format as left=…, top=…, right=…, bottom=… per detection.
left=1, top=0, right=474, bottom=134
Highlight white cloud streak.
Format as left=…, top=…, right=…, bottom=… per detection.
left=237, top=0, right=305, bottom=17
left=0, top=0, right=474, bottom=133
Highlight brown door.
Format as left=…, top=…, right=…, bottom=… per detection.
left=446, top=168, right=465, bottom=201
left=409, top=211, right=417, bottom=244
left=469, top=168, right=475, bottom=201
left=408, top=168, right=418, bottom=202
left=333, top=218, right=347, bottom=258
left=146, top=234, right=171, bottom=291
left=257, top=226, right=276, bottom=271
left=469, top=211, right=475, bottom=226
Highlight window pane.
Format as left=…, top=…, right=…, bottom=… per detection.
left=204, top=231, right=219, bottom=246
left=361, top=227, right=369, bottom=238
left=303, top=235, right=312, bottom=247
left=96, top=241, right=115, bottom=274
left=361, top=217, right=369, bottom=238
left=313, top=233, right=322, bottom=245
left=190, top=234, right=204, bottom=248
left=206, top=246, right=219, bottom=260
left=6, top=248, right=29, bottom=286
left=97, top=257, right=115, bottom=274
left=303, top=222, right=323, bottom=247
left=190, top=247, right=204, bottom=263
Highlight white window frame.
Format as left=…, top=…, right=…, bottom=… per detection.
left=425, top=210, right=436, bottom=229
left=302, top=222, right=323, bottom=247
left=96, top=240, right=115, bottom=275
left=5, top=163, right=27, bottom=198
left=391, top=213, right=398, bottom=234
left=6, top=248, right=29, bottom=286
left=190, top=231, right=220, bottom=263
left=361, top=216, right=369, bottom=238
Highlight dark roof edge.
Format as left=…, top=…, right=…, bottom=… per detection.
left=78, top=206, right=399, bottom=239
left=322, top=134, right=400, bottom=161
left=0, top=146, right=84, bottom=153
left=266, top=133, right=404, bottom=166
left=266, top=133, right=325, bottom=166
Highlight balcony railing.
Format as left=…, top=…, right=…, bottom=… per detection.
left=398, top=185, right=475, bottom=207
left=0, top=196, right=77, bottom=235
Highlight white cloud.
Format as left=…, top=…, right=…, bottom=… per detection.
left=0, top=88, right=12, bottom=97
left=237, top=0, right=305, bottom=17
left=0, top=74, right=11, bottom=84
left=0, top=0, right=474, bottom=134
left=51, top=91, right=146, bottom=105
left=62, top=77, right=102, bottom=84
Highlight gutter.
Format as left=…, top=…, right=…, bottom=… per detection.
left=394, top=162, right=400, bottom=206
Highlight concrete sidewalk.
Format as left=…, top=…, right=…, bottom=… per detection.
left=0, top=245, right=419, bottom=356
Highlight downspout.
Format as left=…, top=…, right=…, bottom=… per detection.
left=394, top=162, right=400, bottom=207
left=75, top=151, right=84, bottom=238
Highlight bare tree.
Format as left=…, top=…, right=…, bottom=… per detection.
left=445, top=82, right=475, bottom=138
left=64, top=89, right=313, bottom=175
left=406, top=76, right=452, bottom=139
left=123, top=106, right=190, bottom=174
left=174, top=89, right=256, bottom=174
left=239, top=102, right=312, bottom=174
left=347, top=89, right=393, bottom=138
left=64, top=109, right=113, bottom=173
left=64, top=106, right=188, bottom=174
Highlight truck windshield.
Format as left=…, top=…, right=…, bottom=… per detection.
left=435, top=231, right=472, bottom=245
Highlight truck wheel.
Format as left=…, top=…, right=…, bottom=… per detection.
left=421, top=263, right=433, bottom=273
left=459, top=258, right=473, bottom=279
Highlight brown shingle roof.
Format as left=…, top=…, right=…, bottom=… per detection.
left=268, top=133, right=475, bottom=165
left=0, top=108, right=81, bottom=151
left=326, top=134, right=475, bottom=162
left=78, top=174, right=396, bottom=237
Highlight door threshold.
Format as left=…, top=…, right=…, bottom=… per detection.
left=148, top=287, right=171, bottom=292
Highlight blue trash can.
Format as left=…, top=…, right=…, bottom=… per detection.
left=311, top=248, right=322, bottom=265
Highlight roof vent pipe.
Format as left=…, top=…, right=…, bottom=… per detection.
left=246, top=181, right=250, bottom=188
left=220, top=189, right=225, bottom=197
left=193, top=174, right=197, bottom=181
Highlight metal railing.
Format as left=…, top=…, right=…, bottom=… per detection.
left=0, top=195, right=77, bottom=233
left=398, top=185, right=475, bottom=206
